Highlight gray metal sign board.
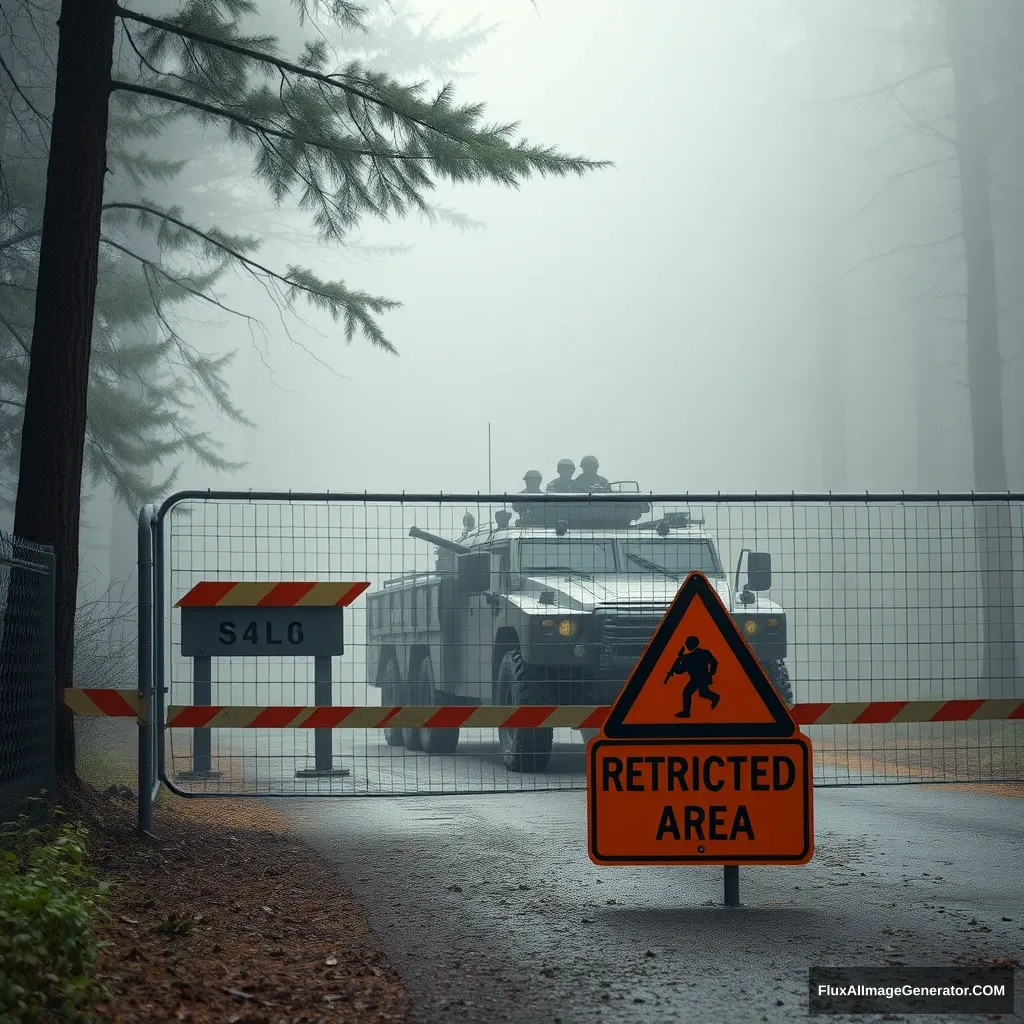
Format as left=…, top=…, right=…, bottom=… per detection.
left=180, top=606, right=343, bottom=657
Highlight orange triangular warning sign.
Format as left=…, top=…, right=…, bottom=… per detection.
left=602, top=572, right=796, bottom=739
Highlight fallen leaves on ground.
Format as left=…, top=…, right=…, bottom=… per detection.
left=63, top=782, right=408, bottom=1024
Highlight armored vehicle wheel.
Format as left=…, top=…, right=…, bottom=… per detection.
left=765, top=659, right=794, bottom=706
left=382, top=658, right=404, bottom=747
left=402, top=725, right=423, bottom=750
left=497, top=650, right=552, bottom=773
left=415, top=656, right=460, bottom=755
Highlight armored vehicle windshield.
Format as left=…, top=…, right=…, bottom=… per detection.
left=519, top=538, right=617, bottom=574
left=620, top=537, right=723, bottom=577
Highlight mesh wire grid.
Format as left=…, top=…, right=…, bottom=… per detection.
left=0, top=532, right=55, bottom=824
left=157, top=493, right=1024, bottom=797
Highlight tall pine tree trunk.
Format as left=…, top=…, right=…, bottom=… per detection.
left=943, top=0, right=1018, bottom=695
left=11, top=0, right=117, bottom=783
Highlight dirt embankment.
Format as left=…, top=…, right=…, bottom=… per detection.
left=65, top=781, right=408, bottom=1024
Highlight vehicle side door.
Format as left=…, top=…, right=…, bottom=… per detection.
left=462, top=543, right=510, bottom=703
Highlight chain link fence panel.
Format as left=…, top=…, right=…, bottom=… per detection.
left=0, top=532, right=55, bottom=824
left=156, top=492, right=1024, bottom=797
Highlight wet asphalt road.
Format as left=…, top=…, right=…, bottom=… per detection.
left=276, top=775, right=1023, bottom=1024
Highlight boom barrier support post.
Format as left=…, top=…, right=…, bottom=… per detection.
left=177, top=654, right=219, bottom=780
left=296, top=654, right=350, bottom=779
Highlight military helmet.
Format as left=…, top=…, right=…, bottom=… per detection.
left=581, top=455, right=599, bottom=470
left=557, top=458, right=575, bottom=472
left=523, top=469, right=541, bottom=482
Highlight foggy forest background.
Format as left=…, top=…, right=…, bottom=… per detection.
left=2, top=0, right=1023, bottom=720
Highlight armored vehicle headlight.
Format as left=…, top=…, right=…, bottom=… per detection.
left=541, top=619, right=555, bottom=629
left=558, top=619, right=576, bottom=637
left=743, top=619, right=757, bottom=635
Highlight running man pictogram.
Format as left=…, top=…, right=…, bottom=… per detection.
left=663, top=635, right=720, bottom=718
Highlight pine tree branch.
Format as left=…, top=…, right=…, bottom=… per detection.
left=114, top=4, right=472, bottom=143
left=845, top=233, right=963, bottom=277
left=864, top=59, right=956, bottom=148
left=0, top=48, right=50, bottom=126
left=99, top=233, right=259, bottom=323
left=102, top=201, right=398, bottom=352
left=0, top=225, right=43, bottom=252
left=850, top=157, right=958, bottom=221
left=0, top=308, right=31, bottom=355
left=888, top=85, right=957, bottom=148
left=835, top=63, right=951, bottom=105
left=136, top=261, right=260, bottom=425
left=111, top=79, right=458, bottom=162
left=110, top=79, right=354, bottom=154
left=250, top=124, right=380, bottom=239
left=84, top=425, right=171, bottom=505
left=120, top=20, right=188, bottom=87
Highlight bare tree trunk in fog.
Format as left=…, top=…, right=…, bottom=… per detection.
left=805, top=0, right=849, bottom=490
left=943, top=0, right=1018, bottom=694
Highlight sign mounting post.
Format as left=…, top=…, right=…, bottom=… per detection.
left=586, top=571, right=814, bottom=905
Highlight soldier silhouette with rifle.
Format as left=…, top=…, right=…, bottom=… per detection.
left=663, top=635, right=720, bottom=718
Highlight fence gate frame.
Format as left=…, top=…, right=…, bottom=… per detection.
left=127, top=489, right=1024, bottom=835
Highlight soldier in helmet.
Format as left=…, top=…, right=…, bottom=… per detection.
left=546, top=459, right=576, bottom=492
left=571, top=455, right=610, bottom=492
left=520, top=470, right=543, bottom=494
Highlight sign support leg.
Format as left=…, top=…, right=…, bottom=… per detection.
left=296, top=654, right=350, bottom=779
left=724, top=865, right=740, bottom=907
left=177, top=655, right=220, bottom=780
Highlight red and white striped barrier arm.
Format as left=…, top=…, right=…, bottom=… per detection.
left=790, top=698, right=1024, bottom=725
left=63, top=692, right=1024, bottom=727
left=64, top=688, right=144, bottom=719
left=174, top=580, right=370, bottom=607
left=163, top=698, right=1024, bottom=729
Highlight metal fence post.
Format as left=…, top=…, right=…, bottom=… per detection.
left=296, top=653, right=349, bottom=778
left=137, top=505, right=155, bottom=836
left=153, top=514, right=166, bottom=780
left=40, top=545, right=56, bottom=816
left=0, top=537, right=56, bottom=825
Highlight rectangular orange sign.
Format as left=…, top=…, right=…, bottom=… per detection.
left=587, top=736, right=813, bottom=865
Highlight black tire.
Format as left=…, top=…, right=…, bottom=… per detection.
left=402, top=724, right=423, bottom=751
left=417, top=656, right=460, bottom=755
left=765, top=659, right=794, bottom=706
left=382, top=658, right=404, bottom=747
left=497, top=650, right=553, bottom=773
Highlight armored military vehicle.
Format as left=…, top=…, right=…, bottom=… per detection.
left=367, top=486, right=792, bottom=773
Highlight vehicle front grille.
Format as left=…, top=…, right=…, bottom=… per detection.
left=596, top=607, right=667, bottom=664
